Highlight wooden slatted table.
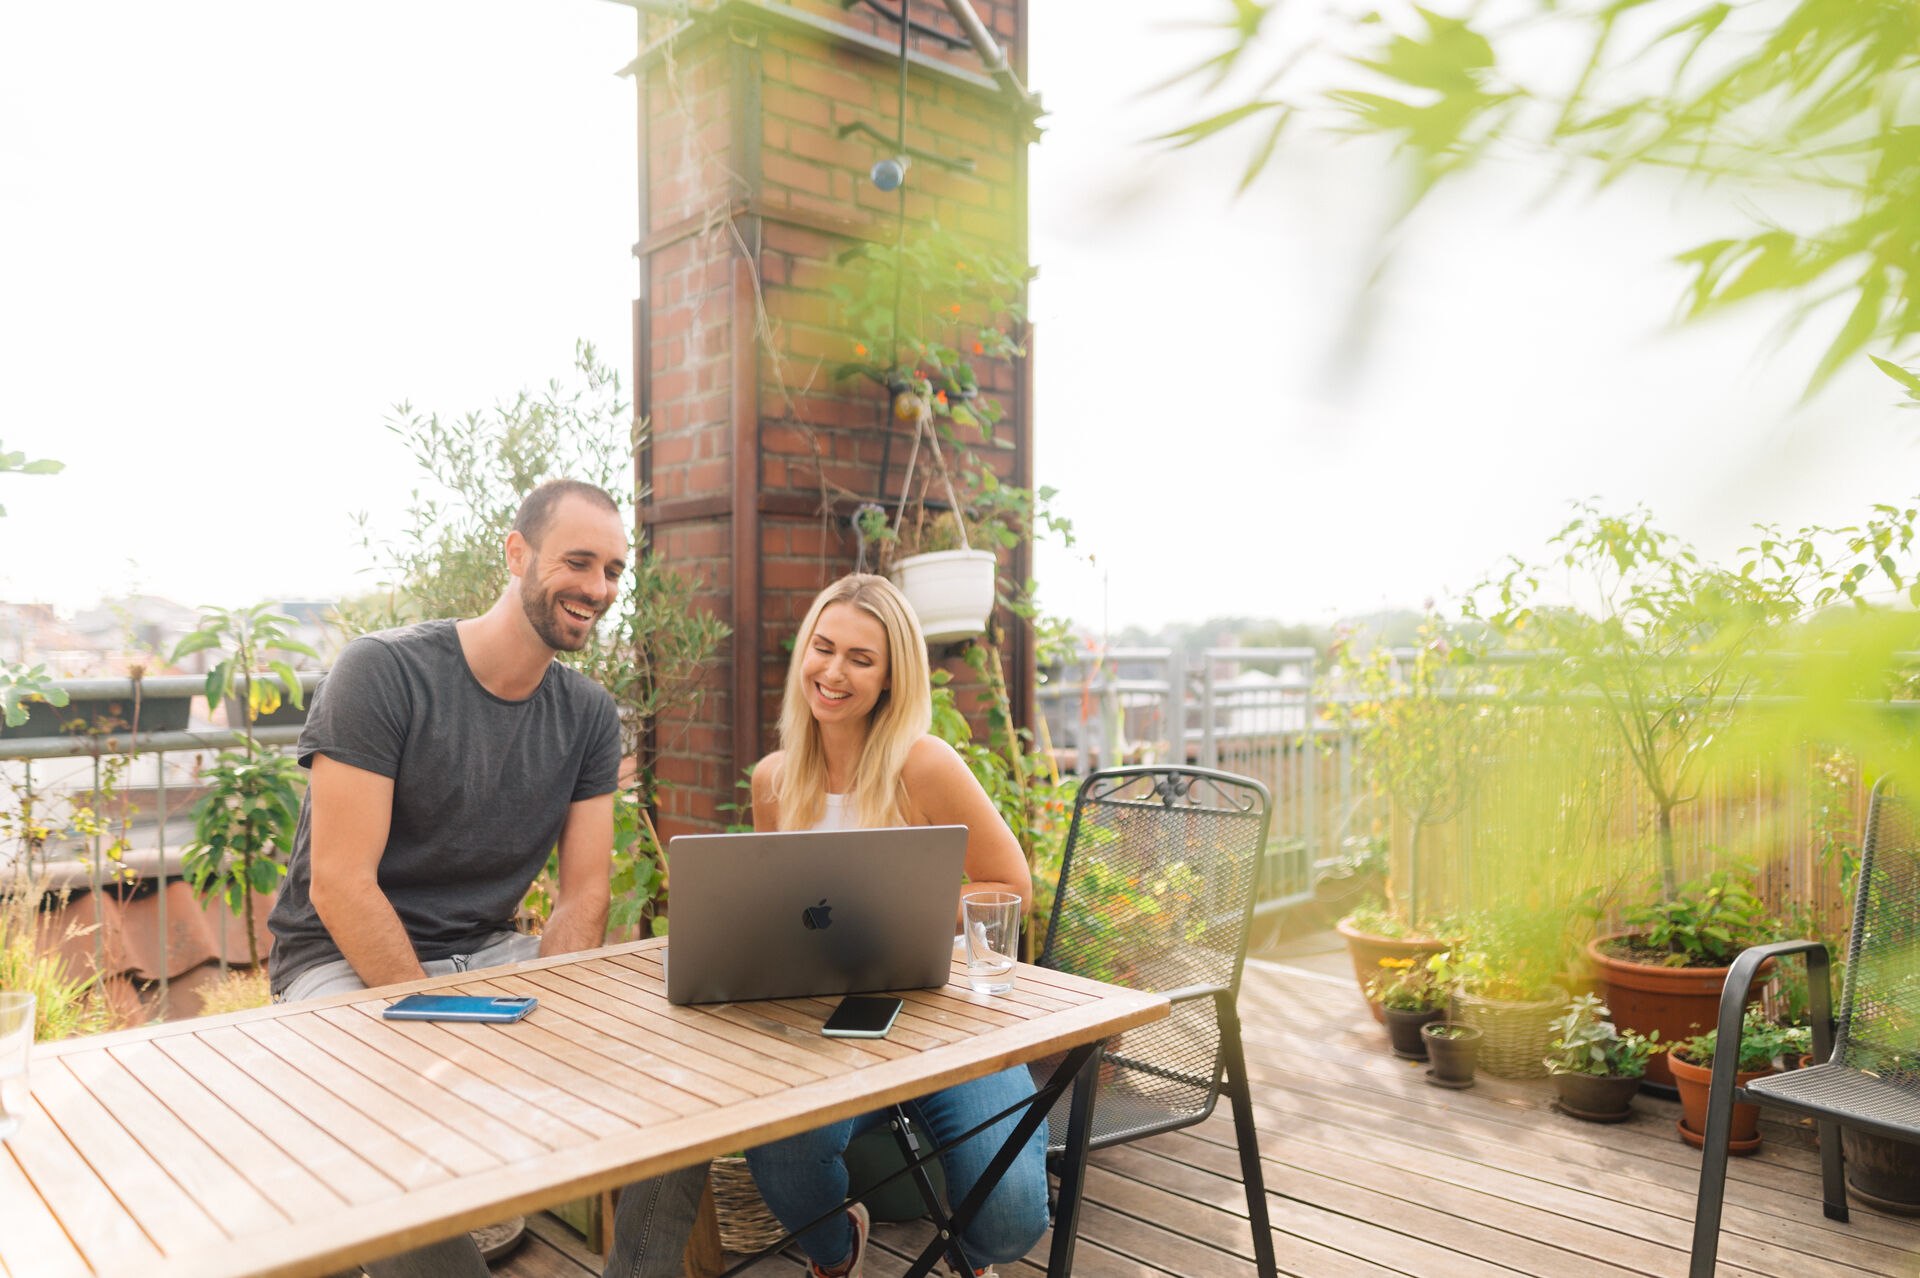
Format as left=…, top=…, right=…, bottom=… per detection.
left=0, top=939, right=1166, bottom=1278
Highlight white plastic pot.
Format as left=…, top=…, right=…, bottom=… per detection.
left=889, top=549, right=998, bottom=643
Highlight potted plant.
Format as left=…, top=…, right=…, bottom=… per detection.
left=833, top=228, right=1045, bottom=644
left=1429, top=915, right=1570, bottom=1080
left=1470, top=507, right=1811, bottom=1087
left=1544, top=994, right=1660, bottom=1121
left=1368, top=957, right=1448, bottom=1059
left=1668, top=1007, right=1808, bottom=1154
left=1584, top=867, right=1781, bottom=1088
left=1336, top=903, right=1452, bottom=1024
left=1422, top=1022, right=1481, bottom=1088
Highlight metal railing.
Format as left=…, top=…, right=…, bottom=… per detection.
left=1038, top=647, right=1371, bottom=911
left=1, top=672, right=319, bottom=1006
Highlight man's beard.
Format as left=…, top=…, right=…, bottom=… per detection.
left=522, top=583, right=598, bottom=652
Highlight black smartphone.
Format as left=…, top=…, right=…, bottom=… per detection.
left=381, top=994, right=537, bottom=1023
left=821, top=995, right=904, bottom=1038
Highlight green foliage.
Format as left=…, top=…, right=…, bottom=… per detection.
left=1676, top=1005, right=1811, bottom=1073
left=1367, top=956, right=1448, bottom=1012
left=1617, top=867, right=1780, bottom=966
left=1324, top=614, right=1503, bottom=925
left=0, top=663, right=68, bottom=729
left=0, top=440, right=63, bottom=519
left=1340, top=901, right=1445, bottom=942
left=172, top=604, right=318, bottom=726
left=1164, top=0, right=1920, bottom=390
left=1545, top=995, right=1660, bottom=1079
left=339, top=342, right=728, bottom=935
left=182, top=750, right=305, bottom=970
left=1438, top=904, right=1571, bottom=1002
left=0, top=885, right=112, bottom=1041
left=830, top=225, right=1029, bottom=430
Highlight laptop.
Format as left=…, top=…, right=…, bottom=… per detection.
left=663, top=825, right=969, bottom=1005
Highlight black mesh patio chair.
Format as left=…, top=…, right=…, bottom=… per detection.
left=1689, top=775, right=1920, bottom=1277
left=1033, top=765, right=1278, bottom=1278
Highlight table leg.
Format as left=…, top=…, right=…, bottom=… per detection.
left=685, top=1174, right=725, bottom=1278
left=1044, top=1047, right=1102, bottom=1278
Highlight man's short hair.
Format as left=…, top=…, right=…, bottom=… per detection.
left=512, top=479, right=622, bottom=546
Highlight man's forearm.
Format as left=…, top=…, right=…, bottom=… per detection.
left=539, top=893, right=610, bottom=957
left=315, top=883, right=427, bottom=987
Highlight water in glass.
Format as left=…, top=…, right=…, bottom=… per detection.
left=963, top=892, right=1020, bottom=995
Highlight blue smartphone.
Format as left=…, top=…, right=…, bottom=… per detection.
left=382, top=994, right=537, bottom=1023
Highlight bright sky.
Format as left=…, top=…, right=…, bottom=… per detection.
left=4, top=2, right=1914, bottom=635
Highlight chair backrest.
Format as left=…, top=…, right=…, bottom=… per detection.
left=1036, top=766, right=1273, bottom=998
left=1835, top=777, right=1920, bottom=1086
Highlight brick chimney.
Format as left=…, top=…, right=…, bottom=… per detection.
left=625, top=1, right=1039, bottom=836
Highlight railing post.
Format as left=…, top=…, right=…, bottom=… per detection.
left=1303, top=654, right=1317, bottom=891
left=1201, top=662, right=1217, bottom=770
left=1165, top=648, right=1186, bottom=766
left=156, top=749, right=168, bottom=1016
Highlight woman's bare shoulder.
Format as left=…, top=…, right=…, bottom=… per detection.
left=752, top=751, right=785, bottom=797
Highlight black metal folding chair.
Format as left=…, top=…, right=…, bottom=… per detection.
left=1689, top=774, right=1920, bottom=1276
left=1033, top=765, right=1279, bottom=1278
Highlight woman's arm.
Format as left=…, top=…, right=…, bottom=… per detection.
left=901, top=735, right=1031, bottom=926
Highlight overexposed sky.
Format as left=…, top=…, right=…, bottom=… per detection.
left=3, top=1, right=1914, bottom=635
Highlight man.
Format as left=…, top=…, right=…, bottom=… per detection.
left=267, top=478, right=705, bottom=1278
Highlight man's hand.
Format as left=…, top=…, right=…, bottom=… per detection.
left=540, top=792, right=613, bottom=957
left=307, top=753, right=426, bottom=986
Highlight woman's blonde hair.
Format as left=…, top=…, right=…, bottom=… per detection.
left=775, top=574, right=932, bottom=831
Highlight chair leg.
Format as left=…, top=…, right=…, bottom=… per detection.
left=1219, top=1001, right=1277, bottom=1278
left=1045, top=1048, right=1103, bottom=1278
left=1817, top=1120, right=1850, bottom=1222
left=1687, top=1063, right=1745, bottom=1278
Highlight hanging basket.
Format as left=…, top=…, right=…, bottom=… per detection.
left=709, top=1156, right=786, bottom=1254
left=890, top=548, right=998, bottom=643
left=1450, top=985, right=1568, bottom=1079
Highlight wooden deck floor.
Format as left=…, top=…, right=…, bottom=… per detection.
left=497, top=954, right=1920, bottom=1278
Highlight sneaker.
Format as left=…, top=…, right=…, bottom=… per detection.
left=931, top=1261, right=997, bottom=1278
left=809, top=1202, right=870, bottom=1278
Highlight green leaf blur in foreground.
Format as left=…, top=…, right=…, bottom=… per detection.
left=1163, top=0, right=1920, bottom=390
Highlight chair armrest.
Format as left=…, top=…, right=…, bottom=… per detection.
left=1158, top=983, right=1230, bottom=1005
left=1712, top=939, right=1836, bottom=1067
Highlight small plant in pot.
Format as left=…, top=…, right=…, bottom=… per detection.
left=1668, top=1007, right=1809, bottom=1155
left=1422, top=1022, right=1482, bottom=1089
left=1432, top=909, right=1570, bottom=1080
left=1368, top=957, right=1448, bottom=1060
left=1336, top=902, right=1452, bottom=1024
left=1544, top=995, right=1661, bottom=1122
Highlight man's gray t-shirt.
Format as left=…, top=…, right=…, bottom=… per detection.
left=267, top=619, right=620, bottom=996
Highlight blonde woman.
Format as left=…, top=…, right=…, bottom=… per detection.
left=744, top=574, right=1046, bottom=1278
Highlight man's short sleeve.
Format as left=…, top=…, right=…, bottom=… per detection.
left=295, top=637, right=411, bottom=778
left=571, top=692, right=621, bottom=802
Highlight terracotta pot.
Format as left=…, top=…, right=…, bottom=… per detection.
left=1381, top=1005, right=1445, bottom=1059
left=1585, top=934, right=1770, bottom=1088
left=1551, top=1071, right=1641, bottom=1122
left=1668, top=1045, right=1771, bottom=1154
left=1423, top=1023, right=1480, bottom=1087
left=1337, top=916, right=1450, bottom=1024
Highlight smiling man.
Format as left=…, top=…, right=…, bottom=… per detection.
left=267, top=478, right=628, bottom=1004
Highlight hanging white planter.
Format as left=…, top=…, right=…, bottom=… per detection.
left=890, top=548, right=998, bottom=643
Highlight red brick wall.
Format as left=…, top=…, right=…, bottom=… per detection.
left=634, top=1, right=1034, bottom=837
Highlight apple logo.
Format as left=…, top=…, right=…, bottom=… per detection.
left=802, top=899, right=833, bottom=931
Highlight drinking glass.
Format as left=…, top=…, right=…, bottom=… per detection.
left=0, top=992, right=35, bottom=1142
left=962, top=891, right=1021, bottom=995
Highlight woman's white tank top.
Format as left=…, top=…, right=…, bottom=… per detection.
left=807, top=792, right=858, bottom=832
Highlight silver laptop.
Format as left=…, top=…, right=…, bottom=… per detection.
left=664, top=825, right=969, bottom=1005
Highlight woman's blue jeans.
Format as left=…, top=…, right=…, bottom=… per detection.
left=744, top=1065, right=1049, bottom=1271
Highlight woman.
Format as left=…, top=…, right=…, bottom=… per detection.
left=744, top=574, right=1047, bottom=1278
